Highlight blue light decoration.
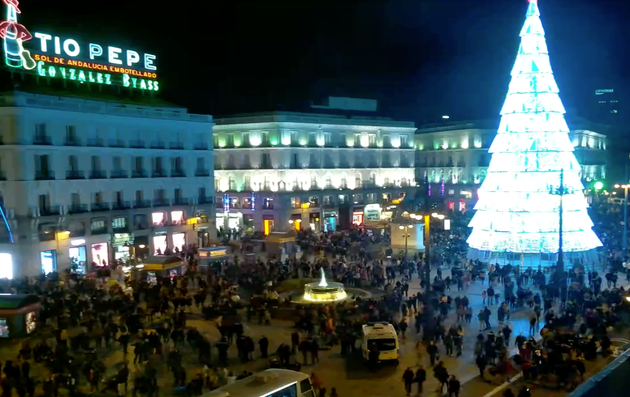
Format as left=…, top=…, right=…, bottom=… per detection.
left=223, top=194, right=229, bottom=215
left=251, top=192, right=256, bottom=211
left=0, top=204, right=13, bottom=243
left=467, top=0, right=602, bottom=255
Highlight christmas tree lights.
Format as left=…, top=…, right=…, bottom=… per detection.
left=467, top=0, right=602, bottom=255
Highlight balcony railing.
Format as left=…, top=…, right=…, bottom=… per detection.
left=87, top=138, right=105, bottom=147
left=169, top=142, right=184, bottom=149
left=150, top=141, right=166, bottom=149
left=111, top=170, right=128, bottom=178
left=173, top=198, right=190, bottom=206
left=35, top=171, right=55, bottom=180
left=68, top=204, right=88, bottom=214
left=198, top=196, right=213, bottom=204
left=113, top=225, right=129, bottom=233
left=112, top=201, right=130, bottom=210
left=66, top=170, right=85, bottom=180
left=91, top=227, right=108, bottom=235
left=153, top=199, right=171, bottom=207
left=65, top=139, right=82, bottom=146
left=109, top=139, right=125, bottom=147
left=194, top=143, right=209, bottom=150
left=91, top=202, right=110, bottom=212
left=129, top=140, right=146, bottom=148
left=195, top=169, right=210, bottom=177
left=33, top=136, right=52, bottom=145
left=134, top=200, right=151, bottom=208
left=90, top=170, right=108, bottom=179
left=132, top=170, right=148, bottom=178
left=171, top=170, right=186, bottom=178
left=152, top=170, right=167, bottom=178
left=39, top=206, right=61, bottom=216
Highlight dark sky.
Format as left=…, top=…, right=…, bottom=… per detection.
left=20, top=0, right=630, bottom=122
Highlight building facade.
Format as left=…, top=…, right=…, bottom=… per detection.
left=0, top=91, right=215, bottom=278
left=415, top=120, right=608, bottom=211
left=213, top=112, right=417, bottom=233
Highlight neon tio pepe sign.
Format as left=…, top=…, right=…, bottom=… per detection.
left=0, top=0, right=159, bottom=91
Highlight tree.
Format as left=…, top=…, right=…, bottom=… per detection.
left=467, top=0, right=602, bottom=256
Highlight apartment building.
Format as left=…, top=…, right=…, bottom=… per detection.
left=415, top=119, right=608, bottom=211
left=213, top=111, right=417, bottom=233
left=0, top=91, right=215, bottom=277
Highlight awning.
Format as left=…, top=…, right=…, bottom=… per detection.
left=198, top=246, right=229, bottom=259
left=139, top=256, right=183, bottom=271
left=266, top=231, right=296, bottom=243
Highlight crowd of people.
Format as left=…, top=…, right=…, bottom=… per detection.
left=0, top=201, right=627, bottom=397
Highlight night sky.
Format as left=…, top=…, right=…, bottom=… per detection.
left=20, top=0, right=630, bottom=122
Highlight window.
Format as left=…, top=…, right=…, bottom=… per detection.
left=355, top=175, right=362, bottom=188
left=291, top=197, right=300, bottom=208
left=35, top=154, right=50, bottom=173
left=198, top=187, right=206, bottom=199
left=68, top=155, right=79, bottom=171
left=91, top=219, right=106, bottom=232
left=400, top=135, right=409, bottom=147
left=229, top=177, right=236, bottom=191
left=91, top=156, right=101, bottom=171
left=174, top=188, right=183, bottom=203
left=299, top=379, right=315, bottom=397
left=368, top=134, right=376, bottom=146
left=154, top=157, right=163, bottom=172
left=113, top=156, right=122, bottom=171
left=135, top=190, right=143, bottom=202
left=214, top=178, right=220, bottom=190
left=323, top=195, right=334, bottom=206
left=94, top=192, right=103, bottom=204
left=173, top=157, right=183, bottom=173
left=112, top=217, right=127, bottom=229
left=196, top=157, right=205, bottom=170
left=71, top=193, right=81, bottom=206
left=38, top=194, right=50, bottom=210
left=115, top=191, right=123, bottom=204
left=155, top=189, right=166, bottom=201
left=134, top=156, right=143, bottom=172
left=35, top=123, right=46, bottom=138
left=261, top=153, right=271, bottom=168
left=66, top=126, right=77, bottom=144
left=263, top=198, right=273, bottom=209
left=324, top=133, right=332, bottom=145
left=448, top=189, right=455, bottom=197
left=292, top=153, right=299, bottom=168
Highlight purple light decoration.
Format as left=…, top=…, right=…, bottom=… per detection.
left=440, top=178, right=445, bottom=196
left=428, top=184, right=432, bottom=196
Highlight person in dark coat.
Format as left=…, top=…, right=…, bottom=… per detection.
left=259, top=336, right=269, bottom=358
left=402, top=368, right=415, bottom=396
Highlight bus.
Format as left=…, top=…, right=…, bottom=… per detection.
left=205, top=369, right=315, bottom=397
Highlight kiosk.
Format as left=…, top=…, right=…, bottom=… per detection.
left=0, top=294, right=41, bottom=339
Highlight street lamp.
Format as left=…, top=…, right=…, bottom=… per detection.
left=615, top=183, right=629, bottom=259
left=399, top=224, right=414, bottom=257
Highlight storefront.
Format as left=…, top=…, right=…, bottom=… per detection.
left=39, top=250, right=57, bottom=275
left=263, top=215, right=275, bottom=235
left=323, top=211, right=337, bottom=232
left=352, top=207, right=364, bottom=226
left=309, top=212, right=321, bottom=231
left=216, top=212, right=242, bottom=230
left=153, top=232, right=168, bottom=255
left=0, top=294, right=41, bottom=339
left=112, top=233, right=133, bottom=262
left=91, top=242, right=109, bottom=268
left=289, top=214, right=302, bottom=231
left=197, top=227, right=211, bottom=248
left=198, top=246, right=229, bottom=267
left=69, top=240, right=87, bottom=274
left=364, top=204, right=382, bottom=222
left=0, top=253, right=13, bottom=280
left=172, top=232, right=186, bottom=253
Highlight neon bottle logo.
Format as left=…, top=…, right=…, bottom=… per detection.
left=0, top=0, right=35, bottom=69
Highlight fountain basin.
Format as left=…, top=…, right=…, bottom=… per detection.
left=303, top=281, right=347, bottom=302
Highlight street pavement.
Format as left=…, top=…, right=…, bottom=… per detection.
left=0, top=263, right=626, bottom=397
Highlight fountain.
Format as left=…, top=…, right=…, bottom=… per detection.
left=302, top=268, right=348, bottom=303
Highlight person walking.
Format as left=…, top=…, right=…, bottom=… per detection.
left=427, top=341, right=439, bottom=366
left=402, top=367, right=415, bottom=396
left=259, top=336, right=269, bottom=358
left=448, top=376, right=461, bottom=397
left=433, top=362, right=449, bottom=395
left=415, top=367, right=426, bottom=396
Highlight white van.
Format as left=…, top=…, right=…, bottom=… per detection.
left=205, top=369, right=315, bottom=397
left=361, top=322, right=399, bottom=363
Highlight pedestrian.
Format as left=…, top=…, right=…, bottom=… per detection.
left=482, top=290, right=487, bottom=305
left=448, top=375, right=460, bottom=397
left=433, top=362, right=449, bottom=395
left=427, top=341, right=439, bottom=366
left=415, top=366, right=426, bottom=396
left=259, top=336, right=269, bottom=358
left=403, top=367, right=415, bottom=396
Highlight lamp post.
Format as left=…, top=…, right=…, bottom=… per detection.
left=549, top=169, right=571, bottom=301
left=398, top=224, right=414, bottom=258
left=410, top=212, right=445, bottom=295
left=614, top=183, right=629, bottom=259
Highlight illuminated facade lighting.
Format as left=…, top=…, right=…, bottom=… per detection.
left=467, top=0, right=602, bottom=255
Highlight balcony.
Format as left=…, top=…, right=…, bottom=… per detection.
left=112, top=201, right=130, bottom=210
left=39, top=206, right=61, bottom=216
left=68, top=204, right=88, bottom=214
left=111, top=170, right=128, bottom=179
left=66, top=170, right=85, bottom=180
left=39, top=232, right=56, bottom=242
left=173, top=198, right=190, bottom=206
left=90, top=170, right=108, bottom=179
left=153, top=198, right=171, bottom=207
left=91, top=227, right=108, bottom=235
left=195, top=169, right=210, bottom=177
left=33, top=136, right=52, bottom=145
left=109, top=139, right=125, bottom=148
left=169, top=142, right=184, bottom=149
left=35, top=171, right=55, bottom=180
left=132, top=170, right=148, bottom=178
left=152, top=170, right=167, bottom=178
left=113, top=225, right=129, bottom=233
left=87, top=138, right=105, bottom=147
left=194, top=143, right=209, bottom=150
left=134, top=200, right=151, bottom=208
left=91, top=202, right=110, bottom=212
left=150, top=141, right=165, bottom=149
left=171, top=170, right=186, bottom=178
left=198, top=196, right=213, bottom=205
left=129, top=140, right=146, bottom=148
left=65, top=139, right=82, bottom=146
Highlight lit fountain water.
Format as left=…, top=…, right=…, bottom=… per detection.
left=302, top=268, right=348, bottom=303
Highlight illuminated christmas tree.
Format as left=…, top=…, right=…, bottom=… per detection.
left=467, top=0, right=602, bottom=258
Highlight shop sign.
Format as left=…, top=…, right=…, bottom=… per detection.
left=112, top=233, right=132, bottom=245
left=70, top=239, right=86, bottom=246
left=199, top=247, right=228, bottom=258
left=364, top=204, right=382, bottom=221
